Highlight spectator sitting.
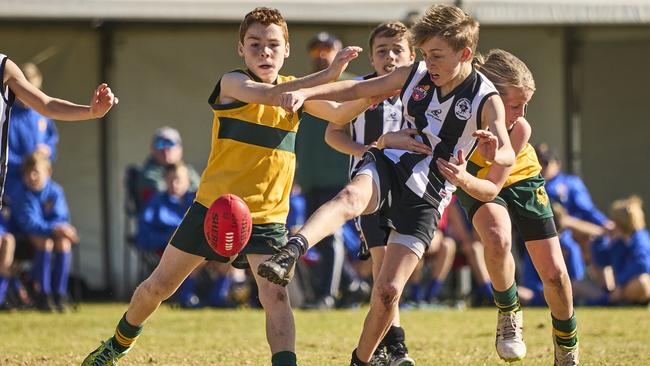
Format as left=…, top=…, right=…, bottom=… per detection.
left=535, top=143, right=611, bottom=228
left=590, top=196, right=650, bottom=305
left=13, top=152, right=78, bottom=312
left=136, top=163, right=195, bottom=255
left=137, top=127, right=200, bottom=205
left=0, top=212, right=17, bottom=310
left=5, top=62, right=59, bottom=201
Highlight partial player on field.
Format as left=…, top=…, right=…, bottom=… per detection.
left=448, top=49, right=579, bottom=365
left=0, top=53, right=118, bottom=203
left=81, top=7, right=386, bottom=366
left=257, top=5, right=515, bottom=365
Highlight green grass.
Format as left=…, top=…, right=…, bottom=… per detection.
left=1, top=304, right=648, bottom=365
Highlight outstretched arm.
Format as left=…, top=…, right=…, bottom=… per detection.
left=481, top=95, right=515, bottom=167
left=4, top=59, right=117, bottom=120
left=279, top=66, right=409, bottom=112
left=220, top=46, right=362, bottom=106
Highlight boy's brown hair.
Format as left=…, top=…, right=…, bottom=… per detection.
left=21, top=152, right=51, bottom=174
left=164, top=162, right=189, bottom=177
left=410, top=4, right=479, bottom=51
left=610, top=195, right=646, bottom=236
left=239, top=7, right=289, bottom=43
left=368, top=21, right=414, bottom=54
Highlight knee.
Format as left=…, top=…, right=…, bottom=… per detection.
left=138, top=276, right=176, bottom=301
left=481, top=228, right=510, bottom=258
left=441, top=238, right=456, bottom=257
left=335, top=186, right=368, bottom=218
left=540, top=266, right=570, bottom=290
left=374, top=282, right=400, bottom=311
left=258, top=284, right=290, bottom=310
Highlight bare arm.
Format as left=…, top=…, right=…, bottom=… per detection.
left=4, top=59, right=117, bottom=120
left=303, top=98, right=374, bottom=125
left=481, top=95, right=515, bottom=167
left=220, top=46, right=362, bottom=106
left=325, top=122, right=370, bottom=158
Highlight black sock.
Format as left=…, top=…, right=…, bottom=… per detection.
left=271, top=351, right=297, bottom=366
left=383, top=325, right=405, bottom=346
left=285, top=234, right=309, bottom=258
left=350, top=349, right=368, bottom=366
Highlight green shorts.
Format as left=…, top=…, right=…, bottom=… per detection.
left=456, top=174, right=557, bottom=241
left=170, top=202, right=288, bottom=267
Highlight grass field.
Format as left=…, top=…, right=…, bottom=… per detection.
left=1, top=304, right=648, bottom=365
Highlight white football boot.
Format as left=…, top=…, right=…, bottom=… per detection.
left=495, top=310, right=526, bottom=362
left=553, top=337, right=579, bottom=366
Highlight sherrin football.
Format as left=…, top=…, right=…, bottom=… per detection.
left=203, top=194, right=252, bottom=257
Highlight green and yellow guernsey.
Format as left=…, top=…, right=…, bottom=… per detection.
left=196, top=70, right=301, bottom=225
left=468, top=142, right=541, bottom=188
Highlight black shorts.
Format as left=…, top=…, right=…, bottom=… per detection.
left=353, top=150, right=441, bottom=250
left=356, top=213, right=387, bottom=249
left=170, top=202, right=288, bottom=268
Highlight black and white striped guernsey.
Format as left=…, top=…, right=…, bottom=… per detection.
left=349, top=73, right=404, bottom=176
left=0, top=54, right=15, bottom=201
left=381, top=61, right=498, bottom=215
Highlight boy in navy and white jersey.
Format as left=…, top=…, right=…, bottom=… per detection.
left=324, top=21, right=423, bottom=366
left=258, top=5, right=515, bottom=365
left=0, top=53, right=117, bottom=204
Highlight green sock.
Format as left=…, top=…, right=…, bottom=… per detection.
left=111, top=313, right=143, bottom=353
left=492, top=282, right=521, bottom=313
left=271, top=351, right=297, bottom=366
left=552, top=312, right=578, bottom=348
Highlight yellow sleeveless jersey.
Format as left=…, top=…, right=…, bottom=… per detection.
left=195, top=70, right=301, bottom=225
left=467, top=142, right=541, bottom=188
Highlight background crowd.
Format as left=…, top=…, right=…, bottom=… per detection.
left=1, top=31, right=648, bottom=314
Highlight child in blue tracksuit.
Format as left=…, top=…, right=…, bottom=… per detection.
left=591, top=196, right=650, bottom=305
left=136, top=164, right=195, bottom=255
left=12, top=152, right=78, bottom=311
left=0, top=212, right=17, bottom=309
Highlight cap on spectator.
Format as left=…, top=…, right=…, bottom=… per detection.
left=534, top=142, right=558, bottom=164
left=307, top=32, right=341, bottom=50
left=153, top=126, right=181, bottom=150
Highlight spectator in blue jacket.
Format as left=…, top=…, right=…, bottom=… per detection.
left=591, top=196, right=650, bottom=305
left=136, top=163, right=195, bottom=254
left=535, top=143, right=611, bottom=228
left=13, top=152, right=78, bottom=311
left=5, top=63, right=59, bottom=200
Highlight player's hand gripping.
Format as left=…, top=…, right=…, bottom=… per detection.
left=436, top=149, right=470, bottom=187
left=279, top=90, right=306, bottom=113
left=473, top=129, right=498, bottom=162
left=326, top=46, right=363, bottom=81
left=90, top=83, right=119, bottom=118
left=377, top=129, right=432, bottom=155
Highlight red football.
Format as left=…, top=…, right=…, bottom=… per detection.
left=203, top=194, right=252, bottom=257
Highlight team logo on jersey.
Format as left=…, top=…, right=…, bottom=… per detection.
left=44, top=199, right=55, bottom=215
left=426, top=108, right=443, bottom=121
left=536, top=187, right=549, bottom=207
left=412, top=85, right=430, bottom=102
left=387, top=111, right=400, bottom=123
left=454, top=98, right=471, bottom=120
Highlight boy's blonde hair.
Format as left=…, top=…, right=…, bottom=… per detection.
left=369, top=21, right=414, bottom=54
left=164, top=161, right=189, bottom=177
left=474, top=49, right=536, bottom=95
left=21, top=152, right=51, bottom=174
left=610, top=195, right=646, bottom=236
left=410, top=4, right=479, bottom=51
left=239, top=7, right=288, bottom=43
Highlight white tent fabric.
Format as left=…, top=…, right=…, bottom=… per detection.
left=1, top=0, right=649, bottom=24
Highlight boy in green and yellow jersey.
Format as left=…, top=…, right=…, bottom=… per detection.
left=440, top=49, right=579, bottom=366
left=82, top=7, right=376, bottom=366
